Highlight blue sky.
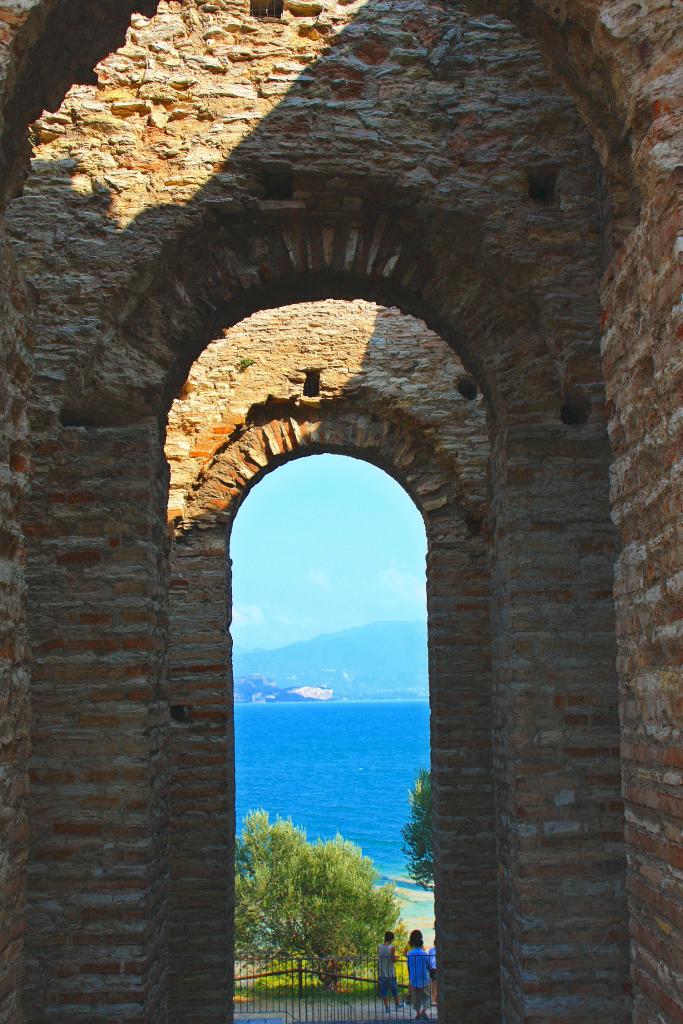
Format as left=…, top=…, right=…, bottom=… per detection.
left=230, top=454, right=427, bottom=650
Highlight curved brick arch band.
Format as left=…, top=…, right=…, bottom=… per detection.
left=181, top=409, right=475, bottom=532
left=168, top=398, right=497, bottom=1023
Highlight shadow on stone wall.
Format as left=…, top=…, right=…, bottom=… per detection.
left=7, top=0, right=607, bottom=433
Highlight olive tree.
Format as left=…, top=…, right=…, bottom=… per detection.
left=235, top=810, right=402, bottom=959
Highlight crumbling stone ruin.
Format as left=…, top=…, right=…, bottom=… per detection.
left=0, top=0, right=680, bottom=1022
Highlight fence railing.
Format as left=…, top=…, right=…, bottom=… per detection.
left=234, top=953, right=436, bottom=1022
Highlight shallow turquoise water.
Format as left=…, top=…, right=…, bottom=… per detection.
left=235, top=700, right=434, bottom=936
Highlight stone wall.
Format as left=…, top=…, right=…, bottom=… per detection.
left=7, top=0, right=635, bottom=1018
left=166, top=300, right=488, bottom=523
left=0, top=230, right=31, bottom=1024
left=489, top=418, right=628, bottom=1022
left=0, top=6, right=163, bottom=1017
left=0, top=0, right=162, bottom=203
left=6, top=0, right=605, bottom=420
left=603, top=169, right=683, bottom=1024
left=0, top=0, right=678, bottom=1019
left=22, top=423, right=170, bottom=1022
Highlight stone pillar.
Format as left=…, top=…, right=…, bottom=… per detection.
left=0, top=228, right=31, bottom=1024
left=167, top=526, right=233, bottom=1024
left=429, top=509, right=499, bottom=1023
left=603, top=176, right=683, bottom=1024
left=24, top=423, right=169, bottom=1023
left=490, top=423, right=630, bottom=1022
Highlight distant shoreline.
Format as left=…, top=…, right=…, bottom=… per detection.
left=235, top=697, right=430, bottom=705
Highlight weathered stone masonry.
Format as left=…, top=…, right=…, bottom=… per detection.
left=0, top=0, right=679, bottom=1021
left=0, top=229, right=31, bottom=1024
left=9, top=36, right=625, bottom=1023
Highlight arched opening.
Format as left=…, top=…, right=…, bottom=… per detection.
left=164, top=299, right=498, bottom=1023
left=13, top=267, right=632, bottom=1022
left=231, top=453, right=433, bottom=1020
left=167, top=427, right=495, bottom=1022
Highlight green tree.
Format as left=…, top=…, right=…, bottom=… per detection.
left=401, top=768, right=433, bottom=890
left=235, top=810, right=402, bottom=958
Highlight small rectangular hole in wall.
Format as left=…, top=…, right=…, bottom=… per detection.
left=303, top=370, right=321, bottom=397
left=60, top=407, right=121, bottom=427
left=528, top=166, right=559, bottom=206
left=170, top=704, right=192, bottom=724
left=262, top=166, right=293, bottom=199
left=528, top=165, right=561, bottom=205
left=250, top=0, right=284, bottom=17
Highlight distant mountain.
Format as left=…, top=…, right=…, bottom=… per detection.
left=233, top=621, right=427, bottom=701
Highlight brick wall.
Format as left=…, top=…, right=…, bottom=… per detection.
left=490, top=422, right=629, bottom=1022
left=0, top=229, right=31, bottom=1024
left=23, top=423, right=170, bottom=1022
left=603, top=173, right=683, bottom=1024
left=167, top=527, right=234, bottom=1023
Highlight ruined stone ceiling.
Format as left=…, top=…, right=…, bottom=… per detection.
left=3, top=0, right=677, bottom=206
left=7, top=0, right=609, bottom=426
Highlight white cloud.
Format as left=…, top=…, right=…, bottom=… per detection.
left=233, top=604, right=265, bottom=627
left=378, top=568, right=426, bottom=605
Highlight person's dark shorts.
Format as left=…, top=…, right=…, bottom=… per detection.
left=379, top=977, right=398, bottom=998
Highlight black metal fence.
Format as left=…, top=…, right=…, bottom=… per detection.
left=234, top=954, right=437, bottom=1022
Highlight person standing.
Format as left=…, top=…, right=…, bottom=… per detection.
left=427, top=939, right=436, bottom=1006
left=406, top=929, right=431, bottom=1020
left=378, top=930, right=401, bottom=1011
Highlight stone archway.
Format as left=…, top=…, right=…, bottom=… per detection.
left=167, top=401, right=497, bottom=1024
left=164, top=300, right=496, bottom=1023
left=18, top=253, right=631, bottom=1024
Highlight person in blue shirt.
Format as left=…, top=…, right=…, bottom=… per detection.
left=406, top=929, right=431, bottom=1020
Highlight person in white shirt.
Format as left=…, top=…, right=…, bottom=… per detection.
left=377, top=930, right=401, bottom=1011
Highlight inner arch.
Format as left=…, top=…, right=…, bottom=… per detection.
left=231, top=453, right=434, bottom=974
left=164, top=299, right=499, bottom=1022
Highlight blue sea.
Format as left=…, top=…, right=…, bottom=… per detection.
left=235, top=700, right=434, bottom=940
